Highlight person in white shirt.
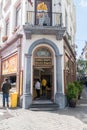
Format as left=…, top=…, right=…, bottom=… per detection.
left=35, top=79, right=41, bottom=98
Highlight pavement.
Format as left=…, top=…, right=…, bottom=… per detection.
left=0, top=86, right=87, bottom=130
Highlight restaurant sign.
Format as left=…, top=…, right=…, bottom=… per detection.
left=2, top=54, right=17, bottom=75
left=34, top=58, right=52, bottom=66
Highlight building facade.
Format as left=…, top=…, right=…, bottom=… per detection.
left=0, top=0, right=76, bottom=109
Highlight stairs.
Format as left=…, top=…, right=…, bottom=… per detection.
left=29, top=100, right=58, bottom=111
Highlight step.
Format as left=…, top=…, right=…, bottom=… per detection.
left=29, top=107, right=58, bottom=111
left=29, top=103, right=58, bottom=111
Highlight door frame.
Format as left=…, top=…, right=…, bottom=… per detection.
left=33, top=66, right=54, bottom=101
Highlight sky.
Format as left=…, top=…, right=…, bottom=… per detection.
left=74, top=0, right=87, bottom=58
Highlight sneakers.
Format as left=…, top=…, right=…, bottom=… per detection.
left=2, top=103, right=9, bottom=108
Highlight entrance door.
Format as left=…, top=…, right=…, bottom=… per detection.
left=33, top=46, right=54, bottom=101
left=33, top=67, right=53, bottom=100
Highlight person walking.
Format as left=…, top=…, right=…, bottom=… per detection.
left=1, top=78, right=11, bottom=107
left=35, top=79, right=41, bottom=99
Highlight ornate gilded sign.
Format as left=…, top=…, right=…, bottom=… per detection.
left=34, top=58, right=52, bottom=66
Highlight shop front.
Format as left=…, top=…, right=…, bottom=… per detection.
left=23, top=38, right=65, bottom=109
left=1, top=54, right=18, bottom=92
left=0, top=34, right=23, bottom=98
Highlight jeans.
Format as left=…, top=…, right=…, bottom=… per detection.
left=42, top=86, right=46, bottom=96
left=3, top=93, right=9, bottom=107
left=36, top=89, right=40, bottom=98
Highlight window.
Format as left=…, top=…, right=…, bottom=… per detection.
left=65, top=11, right=68, bottom=29
left=4, top=0, right=11, bottom=12
left=34, top=47, right=53, bottom=66
left=35, top=48, right=51, bottom=57
left=0, top=29, right=1, bottom=42
left=35, top=0, right=52, bottom=26
left=65, top=54, right=69, bottom=70
left=16, top=5, right=22, bottom=27
left=6, top=19, right=10, bottom=36
left=0, top=1, right=3, bottom=20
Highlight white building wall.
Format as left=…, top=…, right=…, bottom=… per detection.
left=0, top=0, right=76, bottom=44
left=0, top=0, right=76, bottom=94
left=61, top=0, right=76, bottom=45
left=0, top=0, right=76, bottom=108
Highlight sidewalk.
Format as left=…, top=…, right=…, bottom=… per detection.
left=0, top=86, right=87, bottom=130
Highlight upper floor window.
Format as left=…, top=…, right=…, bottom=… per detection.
left=0, top=1, right=3, bottom=20
left=4, top=0, right=11, bottom=12
left=65, top=11, right=68, bottom=29
left=16, top=5, right=22, bottom=27
left=6, top=19, right=10, bottom=36
left=65, top=54, right=70, bottom=71
left=35, top=0, right=52, bottom=26
left=0, top=29, right=1, bottom=42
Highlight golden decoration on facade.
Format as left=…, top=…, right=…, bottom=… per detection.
left=37, top=2, right=48, bottom=11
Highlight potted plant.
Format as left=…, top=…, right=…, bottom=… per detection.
left=66, top=82, right=79, bottom=107
left=73, top=81, right=83, bottom=99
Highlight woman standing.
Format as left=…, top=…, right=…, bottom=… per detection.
left=35, top=79, right=41, bottom=99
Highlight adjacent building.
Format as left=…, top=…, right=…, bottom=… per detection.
left=0, top=0, right=76, bottom=109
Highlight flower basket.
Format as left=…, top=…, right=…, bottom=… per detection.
left=2, top=35, right=8, bottom=42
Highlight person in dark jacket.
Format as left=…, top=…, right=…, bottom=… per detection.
left=1, top=78, right=11, bottom=107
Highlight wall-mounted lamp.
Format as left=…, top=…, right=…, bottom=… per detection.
left=54, top=2, right=61, bottom=6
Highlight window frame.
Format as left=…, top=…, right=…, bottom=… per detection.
left=16, top=4, right=22, bottom=27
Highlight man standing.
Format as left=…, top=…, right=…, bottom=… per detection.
left=1, top=78, right=11, bottom=107
left=41, top=78, right=47, bottom=96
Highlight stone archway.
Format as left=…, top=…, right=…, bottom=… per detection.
left=23, top=38, right=64, bottom=109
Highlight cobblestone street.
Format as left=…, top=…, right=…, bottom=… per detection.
left=0, top=86, right=87, bottom=130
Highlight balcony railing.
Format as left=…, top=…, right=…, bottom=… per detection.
left=26, top=11, right=62, bottom=27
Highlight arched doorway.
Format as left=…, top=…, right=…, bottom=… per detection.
left=23, top=38, right=63, bottom=109
left=33, top=46, right=54, bottom=101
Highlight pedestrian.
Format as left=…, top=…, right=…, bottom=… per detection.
left=41, top=77, right=47, bottom=96
left=35, top=79, right=41, bottom=99
left=1, top=78, right=11, bottom=107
